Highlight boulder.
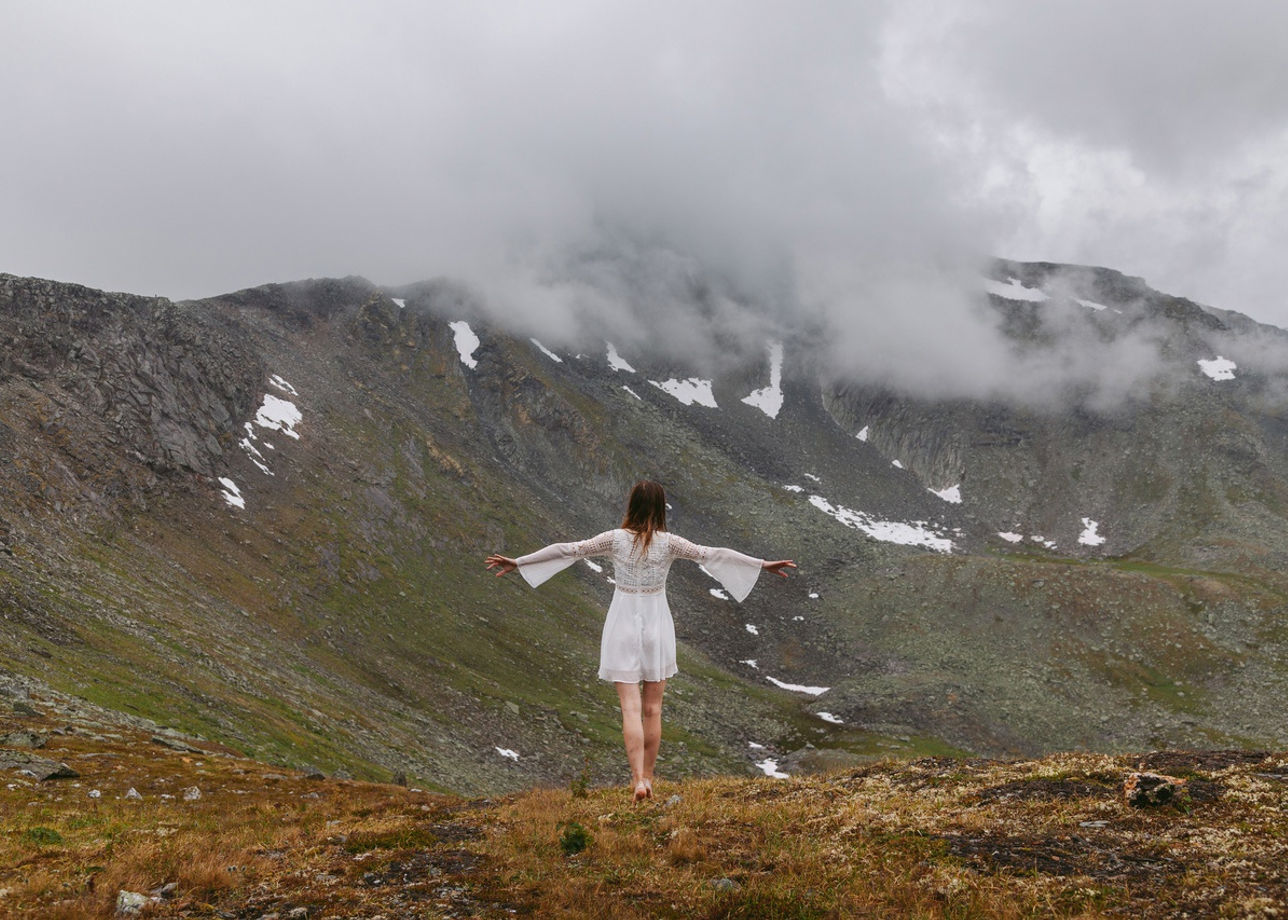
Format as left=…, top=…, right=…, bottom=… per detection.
left=1124, top=771, right=1187, bottom=807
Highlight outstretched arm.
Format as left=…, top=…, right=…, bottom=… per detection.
left=485, top=531, right=616, bottom=588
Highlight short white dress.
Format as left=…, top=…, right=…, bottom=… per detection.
left=516, top=529, right=764, bottom=683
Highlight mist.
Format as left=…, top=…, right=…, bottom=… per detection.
left=4, top=2, right=1288, bottom=405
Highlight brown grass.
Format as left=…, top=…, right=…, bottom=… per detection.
left=3, top=703, right=1287, bottom=918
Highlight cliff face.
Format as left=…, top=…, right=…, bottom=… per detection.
left=3, top=263, right=1288, bottom=793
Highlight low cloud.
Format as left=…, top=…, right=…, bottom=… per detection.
left=3, top=2, right=1287, bottom=407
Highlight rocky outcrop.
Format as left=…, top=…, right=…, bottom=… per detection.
left=0, top=274, right=262, bottom=478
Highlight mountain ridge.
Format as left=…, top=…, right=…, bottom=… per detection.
left=3, top=261, right=1288, bottom=796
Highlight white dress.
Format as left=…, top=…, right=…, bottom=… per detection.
left=516, top=529, right=765, bottom=683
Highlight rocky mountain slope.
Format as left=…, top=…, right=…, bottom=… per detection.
left=3, top=261, right=1288, bottom=794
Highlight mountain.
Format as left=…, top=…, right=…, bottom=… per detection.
left=3, top=261, right=1288, bottom=794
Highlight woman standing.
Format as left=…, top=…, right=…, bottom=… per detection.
left=486, top=480, right=795, bottom=801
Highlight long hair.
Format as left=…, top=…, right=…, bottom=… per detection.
left=621, top=480, right=667, bottom=555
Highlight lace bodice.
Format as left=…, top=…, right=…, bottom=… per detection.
left=516, top=528, right=764, bottom=602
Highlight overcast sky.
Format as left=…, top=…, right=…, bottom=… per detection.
left=4, top=1, right=1288, bottom=346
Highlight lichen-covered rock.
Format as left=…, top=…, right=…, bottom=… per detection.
left=1124, top=771, right=1187, bottom=807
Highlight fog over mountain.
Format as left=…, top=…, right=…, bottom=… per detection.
left=4, top=2, right=1288, bottom=402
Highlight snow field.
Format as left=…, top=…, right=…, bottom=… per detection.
left=448, top=321, right=480, bottom=369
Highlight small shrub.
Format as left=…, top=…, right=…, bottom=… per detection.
left=23, top=826, right=64, bottom=846
left=558, top=821, right=591, bottom=856
left=569, top=756, right=592, bottom=799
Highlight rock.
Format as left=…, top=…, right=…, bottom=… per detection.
left=125, top=787, right=142, bottom=800
left=0, top=730, right=47, bottom=749
left=116, top=890, right=160, bottom=914
left=1124, top=771, right=1187, bottom=807
left=287, top=909, right=309, bottom=919
left=150, top=882, right=178, bottom=899
left=711, top=878, right=740, bottom=892
left=12, top=702, right=38, bottom=717
left=0, top=752, right=79, bottom=781
left=182, top=786, right=202, bottom=801
left=665, top=795, right=683, bottom=806
left=151, top=735, right=203, bottom=754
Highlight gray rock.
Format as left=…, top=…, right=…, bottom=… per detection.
left=116, top=890, right=160, bottom=914
left=0, top=730, right=47, bottom=749
left=0, top=752, right=79, bottom=781
left=711, top=878, right=740, bottom=892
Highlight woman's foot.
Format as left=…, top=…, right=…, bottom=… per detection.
left=633, top=780, right=650, bottom=802
left=642, top=777, right=653, bottom=799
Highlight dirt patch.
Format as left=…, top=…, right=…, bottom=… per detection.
left=976, top=777, right=1117, bottom=804
left=1136, top=750, right=1272, bottom=774
left=941, top=832, right=1186, bottom=881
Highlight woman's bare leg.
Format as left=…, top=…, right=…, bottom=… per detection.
left=614, top=681, right=648, bottom=800
left=641, top=679, right=666, bottom=796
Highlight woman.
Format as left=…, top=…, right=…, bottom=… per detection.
left=486, top=480, right=795, bottom=801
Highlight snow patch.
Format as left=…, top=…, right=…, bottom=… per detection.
left=765, top=675, right=829, bottom=696
left=218, top=478, right=244, bottom=509
left=495, top=747, right=519, bottom=761
left=997, top=532, right=1024, bottom=544
left=740, top=659, right=758, bottom=669
left=1078, top=517, right=1106, bottom=547
left=650, top=377, right=718, bottom=408
left=745, top=623, right=759, bottom=636
left=1076, top=298, right=1108, bottom=312
left=856, top=426, right=870, bottom=442
left=808, top=592, right=819, bottom=599
left=793, top=615, right=804, bottom=621
left=530, top=338, right=562, bottom=363
left=807, top=494, right=955, bottom=553
left=1198, top=356, right=1236, bottom=381
left=816, top=711, right=843, bottom=725
left=391, top=297, right=406, bottom=309
left=748, top=741, right=765, bottom=750
left=622, top=385, right=642, bottom=400
left=1030, top=535, right=1058, bottom=549
left=804, top=473, right=821, bottom=482
left=605, top=341, right=635, bottom=372
left=741, top=342, right=784, bottom=419
left=985, top=277, right=1049, bottom=302
left=756, top=758, right=789, bottom=779
left=710, top=588, right=730, bottom=600
left=448, top=321, right=479, bottom=369
left=783, top=484, right=804, bottom=493
left=930, top=484, right=962, bottom=504
left=584, top=559, right=603, bottom=573
left=268, top=375, right=298, bottom=396
left=255, top=394, right=301, bottom=439
left=891, top=460, right=904, bottom=470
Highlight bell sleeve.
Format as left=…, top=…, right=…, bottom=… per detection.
left=669, top=535, right=763, bottom=603
left=515, top=530, right=616, bottom=589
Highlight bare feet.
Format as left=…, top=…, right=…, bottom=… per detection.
left=633, top=780, right=649, bottom=802
left=643, top=778, right=653, bottom=799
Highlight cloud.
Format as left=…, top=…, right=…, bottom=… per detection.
left=3, top=2, right=1287, bottom=405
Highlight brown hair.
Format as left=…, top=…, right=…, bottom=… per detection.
left=621, top=480, right=667, bottom=555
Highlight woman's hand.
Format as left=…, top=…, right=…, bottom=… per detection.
left=486, top=554, right=519, bottom=577
left=762, top=560, right=797, bottom=578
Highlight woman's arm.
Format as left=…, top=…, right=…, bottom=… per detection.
left=669, top=535, right=793, bottom=602
left=486, top=531, right=616, bottom=587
